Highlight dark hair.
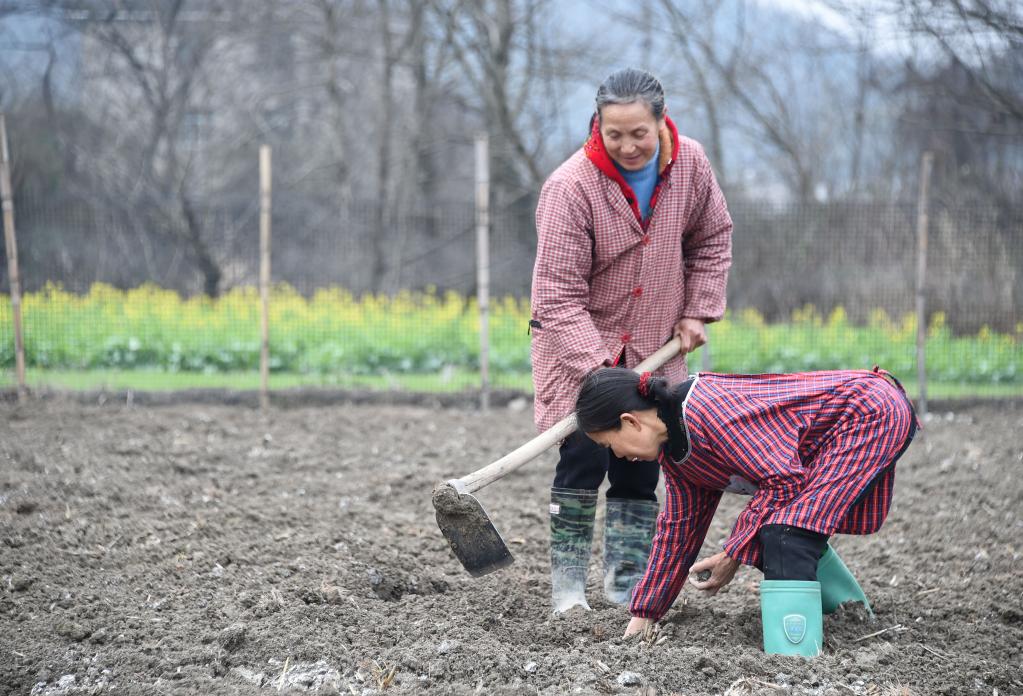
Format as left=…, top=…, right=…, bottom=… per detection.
left=595, top=68, right=666, bottom=121
left=576, top=368, right=656, bottom=432
left=576, top=367, right=690, bottom=458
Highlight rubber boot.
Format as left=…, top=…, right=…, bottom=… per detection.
left=549, top=488, right=597, bottom=613
left=818, top=545, right=873, bottom=616
left=602, top=498, right=659, bottom=605
left=760, top=580, right=824, bottom=657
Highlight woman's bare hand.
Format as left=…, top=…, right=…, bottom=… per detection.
left=673, top=318, right=707, bottom=355
left=688, top=551, right=740, bottom=596
left=623, top=616, right=654, bottom=638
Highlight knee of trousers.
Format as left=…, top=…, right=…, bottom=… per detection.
left=606, top=457, right=659, bottom=502
left=759, top=524, right=829, bottom=581
left=553, top=432, right=610, bottom=490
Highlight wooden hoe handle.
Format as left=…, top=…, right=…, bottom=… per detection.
left=454, top=336, right=684, bottom=494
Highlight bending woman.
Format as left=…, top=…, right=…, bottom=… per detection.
left=575, top=367, right=917, bottom=655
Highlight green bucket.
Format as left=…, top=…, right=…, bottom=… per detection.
left=760, top=580, right=823, bottom=657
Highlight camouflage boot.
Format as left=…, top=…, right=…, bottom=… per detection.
left=549, top=487, right=598, bottom=613
left=603, top=498, right=659, bottom=605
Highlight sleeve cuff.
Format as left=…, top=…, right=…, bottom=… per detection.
left=628, top=606, right=666, bottom=621
left=723, top=529, right=762, bottom=567
left=682, top=299, right=726, bottom=323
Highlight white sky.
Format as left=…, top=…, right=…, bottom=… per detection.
left=757, top=0, right=921, bottom=58
left=759, top=0, right=854, bottom=33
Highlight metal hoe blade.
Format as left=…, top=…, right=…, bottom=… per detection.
left=432, top=480, right=514, bottom=577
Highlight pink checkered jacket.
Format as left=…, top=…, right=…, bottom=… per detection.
left=530, top=116, right=733, bottom=432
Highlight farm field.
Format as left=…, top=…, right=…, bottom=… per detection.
left=1, top=397, right=1021, bottom=695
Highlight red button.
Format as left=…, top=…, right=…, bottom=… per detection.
left=621, top=333, right=632, bottom=343
left=641, top=234, right=650, bottom=245
left=633, top=286, right=643, bottom=297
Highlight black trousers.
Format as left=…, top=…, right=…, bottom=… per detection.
left=552, top=430, right=659, bottom=502
left=759, top=525, right=830, bottom=581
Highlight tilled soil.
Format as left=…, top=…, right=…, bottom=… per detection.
left=1, top=396, right=1021, bottom=695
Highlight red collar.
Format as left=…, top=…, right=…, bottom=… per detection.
left=583, top=114, right=681, bottom=224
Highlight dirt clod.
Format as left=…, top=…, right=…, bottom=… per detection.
left=54, top=621, right=90, bottom=642
left=217, top=623, right=247, bottom=651
left=9, top=574, right=33, bottom=591
left=14, top=499, right=38, bottom=515
left=617, top=670, right=642, bottom=686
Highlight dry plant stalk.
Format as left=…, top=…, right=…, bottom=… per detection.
left=371, top=660, right=397, bottom=690
left=276, top=656, right=290, bottom=692
left=854, top=624, right=906, bottom=642
left=724, top=677, right=787, bottom=695
left=641, top=622, right=660, bottom=645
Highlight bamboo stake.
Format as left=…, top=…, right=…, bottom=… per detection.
left=0, top=114, right=26, bottom=402
left=259, top=145, right=272, bottom=411
left=474, top=133, right=490, bottom=411
left=915, top=151, right=933, bottom=419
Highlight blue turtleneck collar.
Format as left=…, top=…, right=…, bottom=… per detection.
left=614, top=142, right=660, bottom=220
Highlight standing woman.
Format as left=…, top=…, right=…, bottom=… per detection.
left=530, top=67, right=733, bottom=612
left=575, top=367, right=918, bottom=655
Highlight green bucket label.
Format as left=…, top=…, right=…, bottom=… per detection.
left=783, top=614, right=806, bottom=644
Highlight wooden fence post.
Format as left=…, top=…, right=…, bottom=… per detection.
left=259, top=145, right=272, bottom=411
left=0, top=114, right=26, bottom=402
left=915, top=151, right=934, bottom=419
left=475, top=133, right=490, bottom=411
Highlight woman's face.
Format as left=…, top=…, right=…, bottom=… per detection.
left=587, top=411, right=665, bottom=462
left=598, top=101, right=664, bottom=171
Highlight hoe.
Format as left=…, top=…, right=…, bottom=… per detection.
left=432, top=337, right=683, bottom=577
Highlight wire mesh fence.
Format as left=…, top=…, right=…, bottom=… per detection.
left=2, top=190, right=1021, bottom=400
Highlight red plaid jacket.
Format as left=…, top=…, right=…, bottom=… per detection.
left=530, top=116, right=732, bottom=432
left=630, top=370, right=917, bottom=620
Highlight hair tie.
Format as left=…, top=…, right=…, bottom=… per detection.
left=637, top=371, right=652, bottom=398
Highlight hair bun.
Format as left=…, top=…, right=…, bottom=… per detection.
left=637, top=371, right=652, bottom=397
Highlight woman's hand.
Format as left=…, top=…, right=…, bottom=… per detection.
left=623, top=616, right=654, bottom=638
left=688, top=551, right=740, bottom=596
left=673, top=318, right=707, bottom=355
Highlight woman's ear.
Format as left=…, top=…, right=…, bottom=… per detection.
left=620, top=412, right=642, bottom=431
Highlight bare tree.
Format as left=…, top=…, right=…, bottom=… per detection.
left=290, top=0, right=364, bottom=204
left=654, top=0, right=729, bottom=183
left=826, top=0, right=1023, bottom=202
left=36, top=0, right=238, bottom=296
left=656, top=1, right=835, bottom=200
left=369, top=0, right=430, bottom=290
left=280, top=0, right=455, bottom=290
left=434, top=0, right=563, bottom=204
left=890, top=0, right=1022, bottom=120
